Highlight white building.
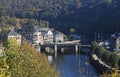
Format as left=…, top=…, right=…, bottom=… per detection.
left=116, top=37, right=120, bottom=52
left=8, top=29, right=21, bottom=45
left=54, top=31, right=64, bottom=43
left=32, top=26, right=64, bottom=45
left=44, top=31, right=53, bottom=44
left=33, top=31, right=44, bottom=45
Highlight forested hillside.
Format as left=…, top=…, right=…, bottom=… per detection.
left=0, top=0, right=120, bottom=36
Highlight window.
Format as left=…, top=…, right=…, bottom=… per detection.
left=10, top=37, right=12, bottom=39
left=16, top=37, right=20, bottom=40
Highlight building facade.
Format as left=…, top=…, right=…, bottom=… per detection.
left=116, top=37, right=120, bottom=52
left=8, top=29, right=22, bottom=45
left=32, top=26, right=64, bottom=45
left=33, top=31, right=44, bottom=45
left=54, top=31, right=64, bottom=43
left=44, top=31, right=53, bottom=44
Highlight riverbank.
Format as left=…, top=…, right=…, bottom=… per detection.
left=90, top=54, right=115, bottom=74
left=90, top=41, right=120, bottom=76
left=45, top=46, right=118, bottom=76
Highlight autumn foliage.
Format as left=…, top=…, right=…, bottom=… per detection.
left=0, top=39, right=59, bottom=77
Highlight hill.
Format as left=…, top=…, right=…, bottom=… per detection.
left=0, top=0, right=120, bottom=36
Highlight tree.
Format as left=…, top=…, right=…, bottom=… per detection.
left=27, top=19, right=38, bottom=26
left=105, top=0, right=113, bottom=3
left=91, top=41, right=98, bottom=51
left=95, top=46, right=105, bottom=59
left=69, top=28, right=75, bottom=34
left=0, top=39, right=59, bottom=77
left=118, top=58, right=120, bottom=69
left=69, top=28, right=76, bottom=40
left=109, top=52, right=119, bottom=68
left=102, top=50, right=111, bottom=65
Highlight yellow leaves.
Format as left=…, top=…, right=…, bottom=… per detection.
left=111, top=69, right=119, bottom=77
left=0, top=56, right=11, bottom=77
left=7, top=39, right=20, bottom=48
left=101, top=69, right=119, bottom=77
left=0, top=74, right=6, bottom=77
left=0, top=74, right=10, bottom=77
left=0, top=40, right=59, bottom=77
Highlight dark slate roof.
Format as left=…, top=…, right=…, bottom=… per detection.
left=41, top=31, right=48, bottom=35
left=8, top=29, right=20, bottom=36
left=34, top=26, right=40, bottom=32
left=53, top=31, right=64, bottom=35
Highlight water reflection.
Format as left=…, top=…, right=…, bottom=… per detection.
left=54, top=54, right=99, bottom=77
left=47, top=55, right=53, bottom=64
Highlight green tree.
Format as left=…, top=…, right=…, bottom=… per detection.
left=69, top=28, right=75, bottom=40
left=95, top=46, right=105, bottom=59
left=102, top=50, right=111, bottom=65
left=118, top=57, right=120, bottom=70
left=1, top=39, right=59, bottom=77
left=104, top=0, right=113, bottom=3
left=91, top=41, right=98, bottom=51
left=27, top=19, right=38, bottom=26
left=109, top=52, right=119, bottom=68
left=69, top=28, right=75, bottom=34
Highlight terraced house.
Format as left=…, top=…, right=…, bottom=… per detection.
left=32, top=26, right=64, bottom=45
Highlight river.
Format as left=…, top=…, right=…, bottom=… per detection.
left=53, top=54, right=99, bottom=77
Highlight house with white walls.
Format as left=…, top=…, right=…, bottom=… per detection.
left=116, top=36, right=120, bottom=52
left=44, top=30, right=53, bottom=44
left=53, top=31, right=64, bottom=43
left=8, top=29, right=21, bottom=45
left=32, top=26, right=64, bottom=45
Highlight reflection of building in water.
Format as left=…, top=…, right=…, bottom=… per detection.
left=47, top=55, right=53, bottom=64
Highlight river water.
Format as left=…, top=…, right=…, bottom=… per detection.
left=53, top=54, right=99, bottom=77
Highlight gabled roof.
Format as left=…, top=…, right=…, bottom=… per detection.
left=41, top=31, right=47, bottom=35
left=8, top=29, right=21, bottom=36
left=116, top=37, right=120, bottom=41
left=40, top=31, right=53, bottom=35
left=47, top=31, right=53, bottom=34
left=54, top=31, right=63, bottom=35
left=34, top=26, right=40, bottom=32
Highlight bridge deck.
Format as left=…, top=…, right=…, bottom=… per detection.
left=42, top=40, right=91, bottom=47
left=42, top=43, right=91, bottom=47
